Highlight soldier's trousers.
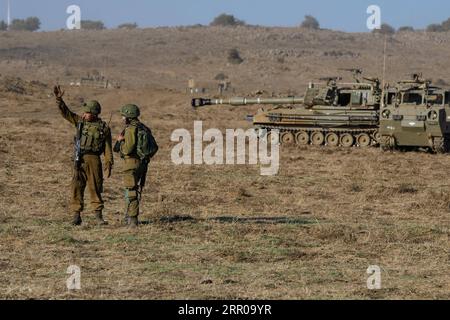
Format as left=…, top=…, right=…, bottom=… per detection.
left=122, top=157, right=145, bottom=217
left=70, top=154, right=104, bottom=213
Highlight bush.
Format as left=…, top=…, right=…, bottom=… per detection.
left=10, top=17, right=41, bottom=31
left=210, top=14, right=245, bottom=27
left=441, top=18, right=450, bottom=31
left=426, top=17, right=450, bottom=32
left=227, top=48, right=243, bottom=64
left=373, top=23, right=396, bottom=35
left=214, top=72, right=228, bottom=80
left=300, top=15, right=320, bottom=29
left=0, top=20, right=7, bottom=31
left=81, top=20, right=106, bottom=30
left=398, top=26, right=414, bottom=32
left=118, top=23, right=138, bottom=29
left=427, top=23, right=444, bottom=32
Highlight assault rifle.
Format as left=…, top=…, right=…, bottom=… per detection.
left=138, top=159, right=149, bottom=200
left=74, top=121, right=83, bottom=169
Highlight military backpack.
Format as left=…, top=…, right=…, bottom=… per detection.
left=134, top=123, right=158, bottom=161
left=78, top=120, right=108, bottom=154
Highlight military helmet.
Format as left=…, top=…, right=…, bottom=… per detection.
left=120, top=104, right=140, bottom=118
left=82, top=100, right=102, bottom=115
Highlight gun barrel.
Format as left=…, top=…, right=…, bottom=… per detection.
left=192, top=97, right=304, bottom=108
left=74, top=122, right=83, bottom=169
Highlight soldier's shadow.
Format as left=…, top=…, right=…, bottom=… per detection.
left=139, top=214, right=315, bottom=225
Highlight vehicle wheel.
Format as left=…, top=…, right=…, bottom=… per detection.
left=311, top=131, right=325, bottom=146
left=357, top=133, right=371, bottom=147
left=325, top=133, right=339, bottom=147
left=281, top=132, right=295, bottom=145
left=340, top=133, right=354, bottom=148
left=295, top=131, right=309, bottom=146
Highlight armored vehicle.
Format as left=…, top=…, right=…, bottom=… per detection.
left=379, top=74, right=450, bottom=153
left=192, top=70, right=382, bottom=147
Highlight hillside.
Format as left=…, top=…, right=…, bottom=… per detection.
left=1, top=27, right=450, bottom=93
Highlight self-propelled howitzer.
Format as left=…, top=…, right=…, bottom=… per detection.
left=192, top=77, right=381, bottom=147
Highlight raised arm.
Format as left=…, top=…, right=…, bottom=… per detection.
left=54, top=85, right=81, bottom=126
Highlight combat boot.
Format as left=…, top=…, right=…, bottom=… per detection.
left=95, top=211, right=108, bottom=226
left=129, top=216, right=138, bottom=228
left=72, top=212, right=82, bottom=226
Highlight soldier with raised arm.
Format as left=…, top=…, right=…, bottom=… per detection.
left=54, top=85, right=113, bottom=226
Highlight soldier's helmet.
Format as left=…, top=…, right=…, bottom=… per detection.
left=120, top=104, right=141, bottom=118
left=82, top=100, right=102, bottom=115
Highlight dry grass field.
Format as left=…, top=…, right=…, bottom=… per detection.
left=0, top=27, right=449, bottom=299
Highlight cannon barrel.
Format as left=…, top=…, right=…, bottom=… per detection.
left=192, top=97, right=304, bottom=108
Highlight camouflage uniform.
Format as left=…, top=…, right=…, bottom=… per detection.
left=115, top=104, right=149, bottom=227
left=57, top=97, right=113, bottom=225
left=119, top=119, right=146, bottom=219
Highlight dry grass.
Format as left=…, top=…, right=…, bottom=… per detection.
left=0, top=28, right=449, bottom=299
left=2, top=27, right=450, bottom=93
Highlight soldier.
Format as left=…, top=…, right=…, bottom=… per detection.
left=114, top=104, right=157, bottom=228
left=54, top=85, right=113, bottom=226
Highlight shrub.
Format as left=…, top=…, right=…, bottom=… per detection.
left=398, top=26, right=414, bottom=32
left=227, top=48, right=243, bottom=64
left=440, top=18, right=450, bottom=31
left=0, top=20, right=7, bottom=31
left=425, top=18, right=450, bottom=32
left=118, top=23, right=138, bottom=29
left=300, top=15, right=320, bottom=29
left=373, top=23, right=396, bottom=35
left=81, top=20, right=106, bottom=30
left=10, top=17, right=41, bottom=31
left=214, top=72, right=228, bottom=80
left=210, top=14, right=245, bottom=27
left=427, top=23, right=444, bottom=32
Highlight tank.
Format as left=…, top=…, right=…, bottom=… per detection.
left=192, top=70, right=382, bottom=148
left=379, top=74, right=450, bottom=153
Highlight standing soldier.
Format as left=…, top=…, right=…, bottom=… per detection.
left=114, top=104, right=158, bottom=228
left=54, top=86, right=113, bottom=226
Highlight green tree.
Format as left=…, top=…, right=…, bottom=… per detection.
left=227, top=48, right=243, bottom=64
left=10, top=17, right=41, bottom=31
left=440, top=18, right=450, bottom=31
left=210, top=13, right=245, bottom=27
left=373, top=23, right=396, bottom=35
left=0, top=20, right=7, bottom=31
left=301, top=15, right=320, bottom=29
left=426, top=23, right=444, bottom=32
left=118, top=22, right=138, bottom=29
left=398, top=26, right=414, bottom=32
left=81, top=20, right=106, bottom=30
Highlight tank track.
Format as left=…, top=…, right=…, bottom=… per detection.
left=258, top=125, right=380, bottom=148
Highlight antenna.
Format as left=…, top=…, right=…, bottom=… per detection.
left=7, top=0, right=11, bottom=29
left=380, top=35, right=388, bottom=107
left=382, top=35, right=387, bottom=89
